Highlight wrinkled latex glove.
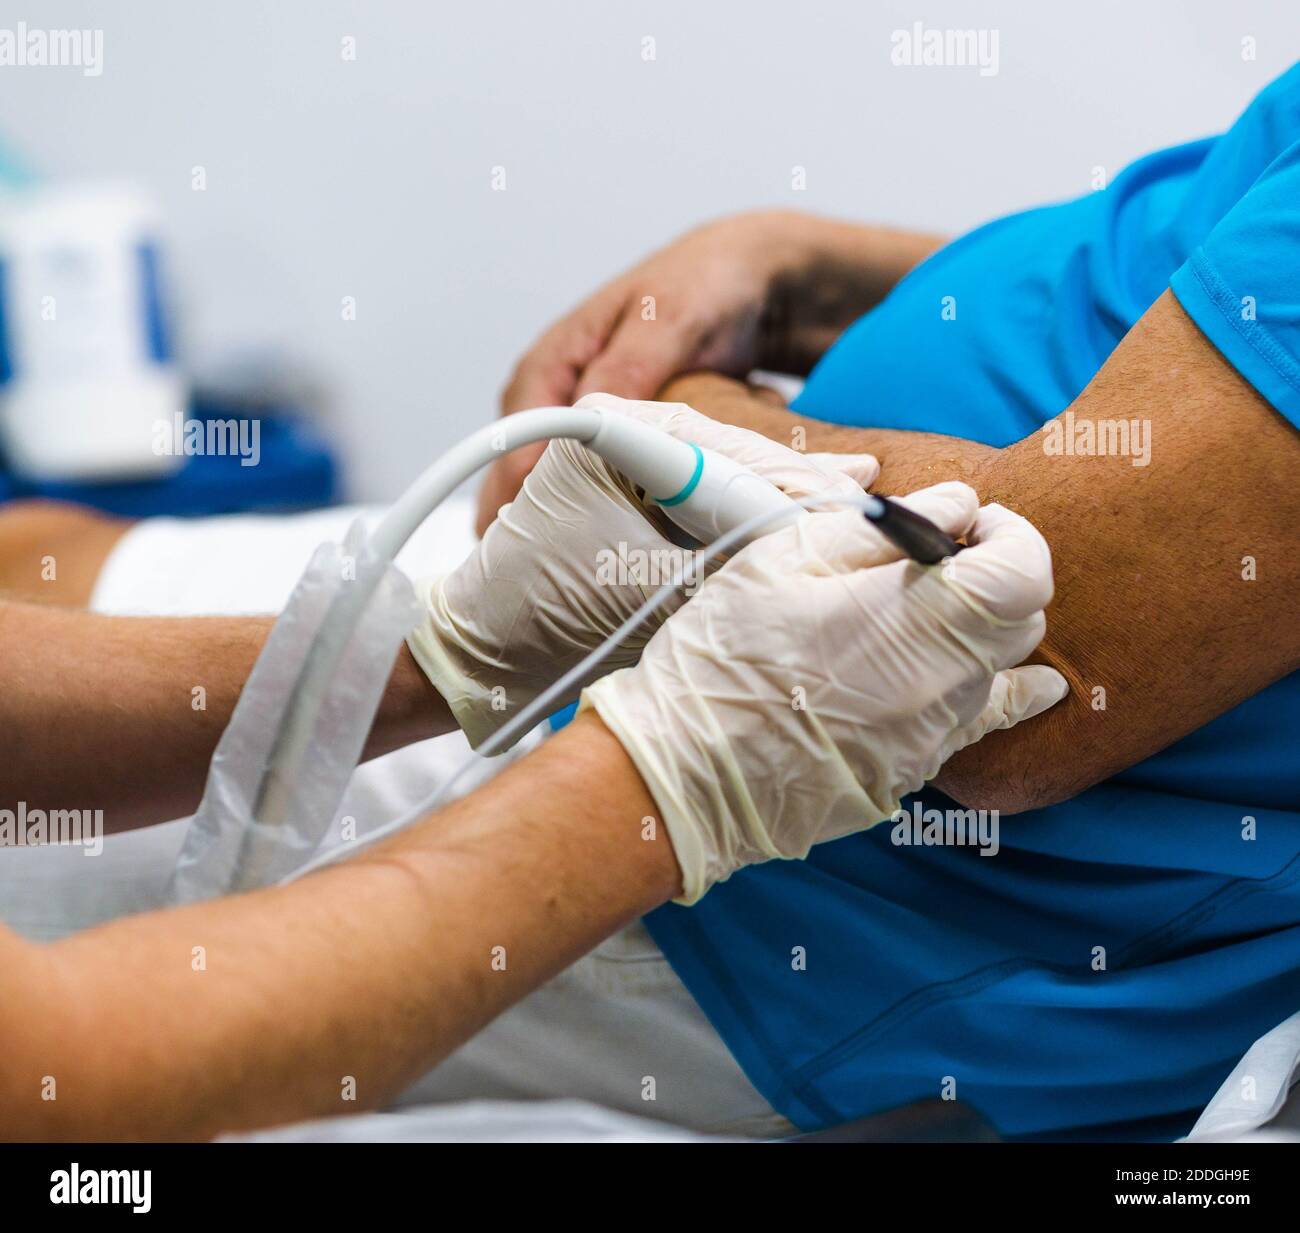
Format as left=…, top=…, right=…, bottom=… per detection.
left=407, top=393, right=878, bottom=749
left=580, top=483, right=1069, bottom=903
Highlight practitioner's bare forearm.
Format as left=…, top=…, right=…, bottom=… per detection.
left=0, top=601, right=452, bottom=831
left=0, top=712, right=676, bottom=1140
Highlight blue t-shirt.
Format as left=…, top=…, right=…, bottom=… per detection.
left=645, top=64, right=1300, bottom=1141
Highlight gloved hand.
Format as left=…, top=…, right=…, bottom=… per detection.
left=407, top=393, right=879, bottom=749
left=580, top=483, right=1068, bottom=903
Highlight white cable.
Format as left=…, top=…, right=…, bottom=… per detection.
left=280, top=491, right=875, bottom=884
left=369, top=406, right=601, bottom=559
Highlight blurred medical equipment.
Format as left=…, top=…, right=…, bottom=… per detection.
left=0, top=183, right=185, bottom=479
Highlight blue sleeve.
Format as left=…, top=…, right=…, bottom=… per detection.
left=1171, top=136, right=1300, bottom=432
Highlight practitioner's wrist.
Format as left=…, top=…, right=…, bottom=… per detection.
left=368, top=645, right=460, bottom=758
left=380, top=707, right=684, bottom=909
left=566, top=709, right=684, bottom=904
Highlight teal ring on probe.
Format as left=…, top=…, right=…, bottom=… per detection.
left=654, top=442, right=705, bottom=506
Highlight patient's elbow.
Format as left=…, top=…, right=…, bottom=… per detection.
left=932, top=716, right=1096, bottom=817
left=935, top=761, right=1079, bottom=817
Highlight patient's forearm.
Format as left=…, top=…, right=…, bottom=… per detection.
left=658, top=372, right=992, bottom=493
left=0, top=602, right=452, bottom=831
left=2, top=713, right=675, bottom=1140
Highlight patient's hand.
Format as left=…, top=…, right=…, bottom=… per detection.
left=477, top=214, right=795, bottom=534
left=478, top=213, right=945, bottom=534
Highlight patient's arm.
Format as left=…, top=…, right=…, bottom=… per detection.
left=0, top=601, right=451, bottom=831
left=0, top=713, right=677, bottom=1140
left=658, top=370, right=993, bottom=493
left=662, top=290, right=1300, bottom=812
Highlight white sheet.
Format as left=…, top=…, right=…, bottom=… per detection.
left=1184, top=1009, right=1300, bottom=1142
left=90, top=500, right=480, bottom=616
left=232, top=1099, right=725, bottom=1143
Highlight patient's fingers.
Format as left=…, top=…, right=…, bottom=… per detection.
left=503, top=284, right=626, bottom=414
left=576, top=304, right=704, bottom=403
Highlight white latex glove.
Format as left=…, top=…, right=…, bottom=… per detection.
left=580, top=483, right=1069, bottom=903
left=407, top=393, right=878, bottom=748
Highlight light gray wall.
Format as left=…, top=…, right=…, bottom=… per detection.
left=0, top=1, right=1292, bottom=498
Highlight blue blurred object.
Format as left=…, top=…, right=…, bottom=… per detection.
left=0, top=131, right=34, bottom=187
left=0, top=397, right=338, bottom=515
